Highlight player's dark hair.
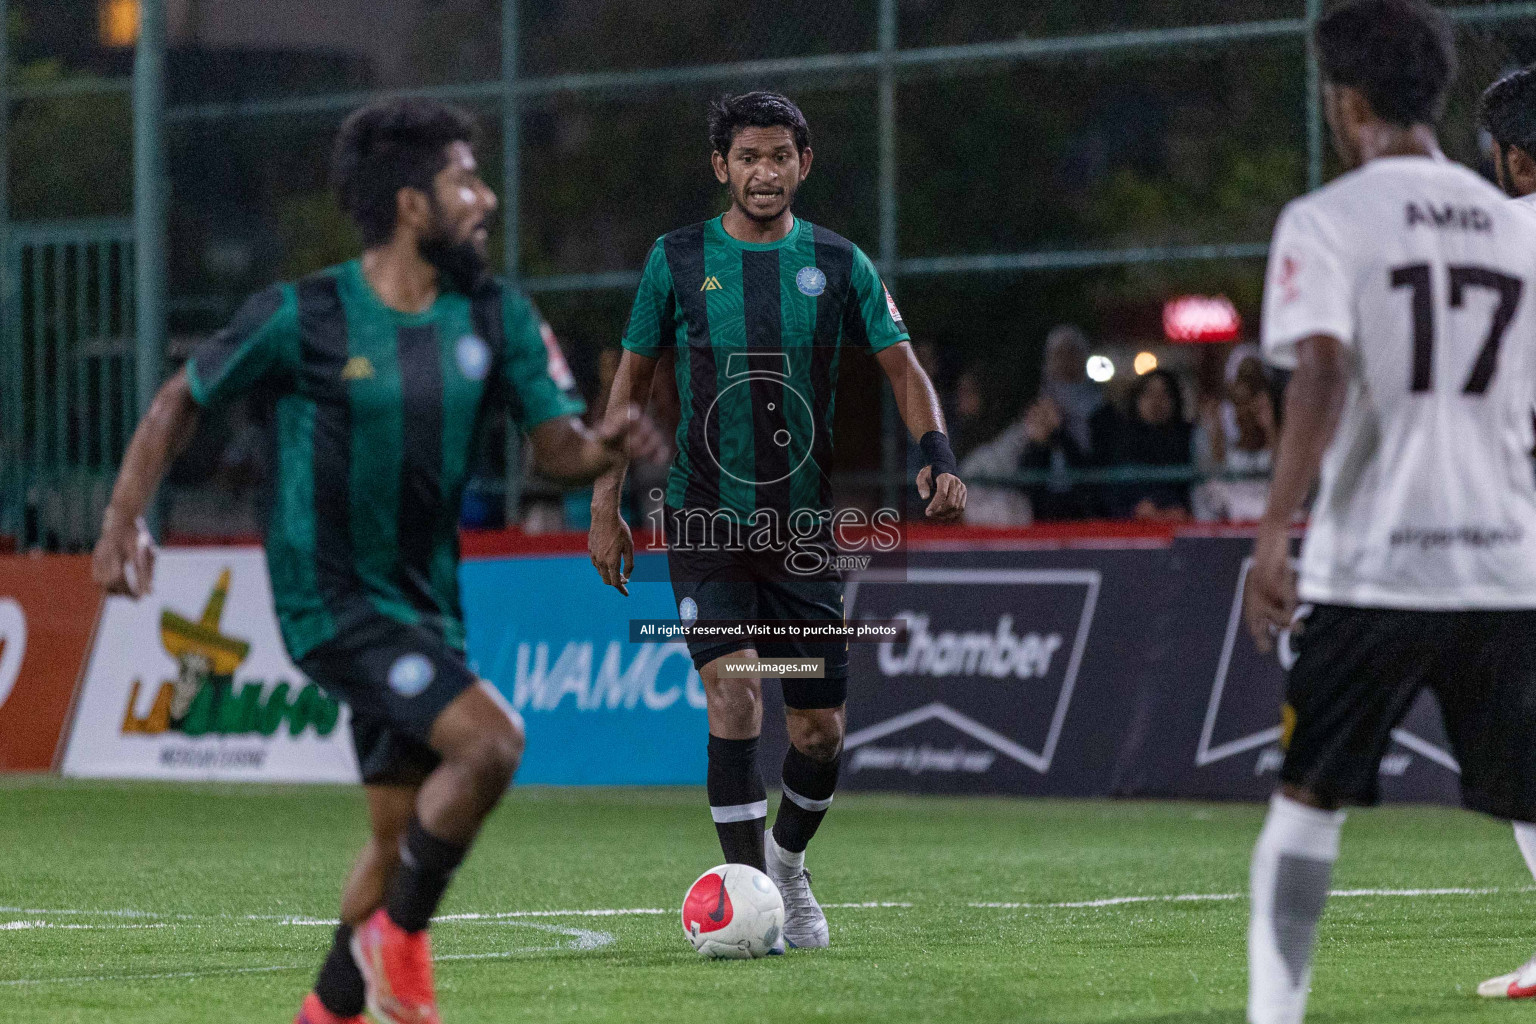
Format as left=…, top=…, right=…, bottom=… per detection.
left=331, top=98, right=479, bottom=247
left=1482, top=66, right=1536, bottom=154
left=1315, top=0, right=1457, bottom=128
left=708, top=91, right=811, bottom=157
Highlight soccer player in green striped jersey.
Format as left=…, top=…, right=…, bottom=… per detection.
left=91, top=99, right=665, bottom=1024
left=589, top=91, right=966, bottom=950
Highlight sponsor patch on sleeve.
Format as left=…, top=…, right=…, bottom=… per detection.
left=1277, top=254, right=1301, bottom=305
left=540, top=322, right=577, bottom=390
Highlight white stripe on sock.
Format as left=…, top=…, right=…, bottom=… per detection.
left=710, top=800, right=768, bottom=823
left=1248, top=794, right=1345, bottom=1024
left=781, top=785, right=833, bottom=813
left=1514, top=821, right=1536, bottom=881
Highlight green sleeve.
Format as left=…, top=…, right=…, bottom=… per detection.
left=184, top=285, right=299, bottom=408
left=620, top=240, right=677, bottom=357
left=501, top=288, right=587, bottom=431
left=847, top=245, right=909, bottom=353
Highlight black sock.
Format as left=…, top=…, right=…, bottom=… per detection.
left=772, top=744, right=840, bottom=854
left=707, top=734, right=767, bottom=871
left=314, top=922, right=365, bottom=1018
left=384, top=817, right=469, bottom=933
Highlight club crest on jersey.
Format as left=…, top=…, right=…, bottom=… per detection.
left=387, top=654, right=435, bottom=697
left=796, top=266, right=827, bottom=297
left=456, top=335, right=491, bottom=381
left=540, top=322, right=577, bottom=390
left=679, top=597, right=698, bottom=625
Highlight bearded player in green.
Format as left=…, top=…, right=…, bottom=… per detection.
left=589, top=91, right=966, bottom=950
left=91, top=98, right=665, bottom=1024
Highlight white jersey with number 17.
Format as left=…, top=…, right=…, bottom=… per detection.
left=1261, top=154, right=1536, bottom=609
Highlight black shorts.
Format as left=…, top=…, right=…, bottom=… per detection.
left=297, top=615, right=478, bottom=787
left=1282, top=604, right=1536, bottom=821
left=664, top=507, right=848, bottom=710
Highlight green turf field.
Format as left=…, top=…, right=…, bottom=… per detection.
left=3, top=778, right=1535, bottom=1023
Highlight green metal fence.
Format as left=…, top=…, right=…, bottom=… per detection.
left=1, top=219, right=136, bottom=548
left=6, top=1, right=1536, bottom=546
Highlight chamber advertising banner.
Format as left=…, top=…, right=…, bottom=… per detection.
left=832, top=548, right=1170, bottom=797
left=1125, top=537, right=1461, bottom=805
left=461, top=553, right=709, bottom=784
left=61, top=549, right=360, bottom=783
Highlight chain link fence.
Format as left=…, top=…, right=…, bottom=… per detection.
left=5, top=1, right=1536, bottom=546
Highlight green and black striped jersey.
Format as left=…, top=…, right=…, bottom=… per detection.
left=621, top=216, right=908, bottom=518
left=185, top=259, right=585, bottom=660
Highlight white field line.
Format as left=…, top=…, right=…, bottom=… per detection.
left=0, top=906, right=670, bottom=926
left=0, top=920, right=170, bottom=931
left=4, top=889, right=1523, bottom=987
left=973, top=893, right=1242, bottom=909
left=0, top=906, right=167, bottom=918
left=0, top=901, right=912, bottom=932
left=435, top=908, right=668, bottom=921
left=970, top=885, right=1535, bottom=910
left=0, top=922, right=615, bottom=988
left=444, top=921, right=615, bottom=952
left=3, top=886, right=1507, bottom=941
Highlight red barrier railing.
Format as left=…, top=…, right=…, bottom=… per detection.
left=165, top=520, right=1269, bottom=558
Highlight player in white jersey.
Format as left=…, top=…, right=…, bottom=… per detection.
left=1243, top=3, right=1536, bottom=1022
left=1469, top=64, right=1536, bottom=1000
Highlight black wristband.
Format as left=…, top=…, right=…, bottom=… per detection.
left=919, top=430, right=958, bottom=480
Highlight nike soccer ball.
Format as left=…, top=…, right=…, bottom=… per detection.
left=681, top=863, right=784, bottom=959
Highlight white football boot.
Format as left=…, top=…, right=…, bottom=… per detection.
left=765, top=832, right=829, bottom=949
left=1479, top=953, right=1536, bottom=998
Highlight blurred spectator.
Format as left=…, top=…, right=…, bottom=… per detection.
left=1193, top=344, right=1277, bottom=522
left=950, top=367, right=989, bottom=460
left=1017, top=325, right=1119, bottom=520
left=959, top=388, right=1032, bottom=526
left=1108, top=368, right=1193, bottom=520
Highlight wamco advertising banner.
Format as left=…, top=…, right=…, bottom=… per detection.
left=461, top=552, right=709, bottom=785
left=62, top=549, right=360, bottom=783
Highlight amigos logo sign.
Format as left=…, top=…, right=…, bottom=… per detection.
left=62, top=550, right=359, bottom=783
left=118, top=568, right=339, bottom=741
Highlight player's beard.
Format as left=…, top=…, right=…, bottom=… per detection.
left=1496, top=145, right=1521, bottom=199
left=418, top=209, right=489, bottom=295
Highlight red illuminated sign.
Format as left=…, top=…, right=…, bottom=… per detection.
left=1164, top=295, right=1242, bottom=343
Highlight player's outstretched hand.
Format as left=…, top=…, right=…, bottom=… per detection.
left=596, top=403, right=670, bottom=466
left=589, top=509, right=635, bottom=597
left=917, top=467, right=967, bottom=522
left=92, top=507, right=156, bottom=599
left=1244, top=523, right=1295, bottom=653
